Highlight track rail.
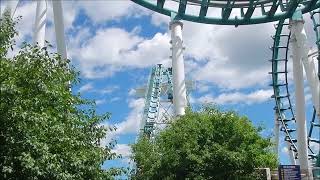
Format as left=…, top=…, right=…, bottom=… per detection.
left=140, top=64, right=174, bottom=139
left=132, top=0, right=320, bottom=25
left=270, top=10, right=320, bottom=162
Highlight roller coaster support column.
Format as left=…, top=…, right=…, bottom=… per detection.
left=33, top=0, right=47, bottom=47
left=289, top=10, right=312, bottom=179
left=170, top=19, right=187, bottom=116
left=52, top=0, right=67, bottom=59
left=1, top=0, right=19, bottom=17
left=274, top=113, right=280, bottom=157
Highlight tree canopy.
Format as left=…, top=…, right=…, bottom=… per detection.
left=132, top=107, right=278, bottom=179
left=0, top=12, right=119, bottom=179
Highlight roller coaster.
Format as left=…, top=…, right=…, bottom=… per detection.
left=1, top=0, right=319, bottom=178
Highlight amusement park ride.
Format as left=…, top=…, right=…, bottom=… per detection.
left=0, top=0, right=319, bottom=178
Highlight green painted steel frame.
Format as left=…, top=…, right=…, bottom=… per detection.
left=140, top=65, right=174, bottom=139
left=271, top=9, right=320, bottom=161
left=271, top=19, right=298, bottom=159
left=131, top=0, right=319, bottom=25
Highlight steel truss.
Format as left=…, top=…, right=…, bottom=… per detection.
left=132, top=0, right=319, bottom=25
left=140, top=64, right=174, bottom=139
left=270, top=10, right=320, bottom=165
left=140, top=64, right=192, bottom=140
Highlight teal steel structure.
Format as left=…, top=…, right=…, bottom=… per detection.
left=270, top=10, right=320, bottom=164
left=132, top=0, right=319, bottom=25
left=140, top=64, right=174, bottom=139
left=140, top=64, right=193, bottom=139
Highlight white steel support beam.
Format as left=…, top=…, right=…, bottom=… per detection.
left=170, top=20, right=187, bottom=116
left=33, top=0, right=47, bottom=47
left=52, top=0, right=67, bottom=59
left=274, top=112, right=280, bottom=157
left=289, top=11, right=312, bottom=178
left=304, top=51, right=320, bottom=117
left=2, top=0, right=19, bottom=17
left=297, top=25, right=320, bottom=117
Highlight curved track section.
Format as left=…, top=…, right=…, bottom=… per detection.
left=270, top=10, right=320, bottom=162
left=132, top=0, right=319, bottom=25
left=270, top=19, right=298, bottom=160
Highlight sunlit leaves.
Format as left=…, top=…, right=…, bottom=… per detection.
left=131, top=107, right=277, bottom=179
left=0, top=13, right=120, bottom=179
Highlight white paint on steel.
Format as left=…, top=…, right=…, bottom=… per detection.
left=33, top=0, right=47, bottom=47
left=303, top=50, right=320, bottom=117
left=296, top=27, right=320, bottom=117
left=2, top=0, right=19, bottom=17
left=52, top=0, right=67, bottom=59
left=170, top=20, right=187, bottom=116
left=274, top=112, right=280, bottom=157
left=289, top=19, right=312, bottom=177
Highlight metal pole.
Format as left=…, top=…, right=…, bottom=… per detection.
left=170, top=20, right=187, bottom=116
left=52, top=0, right=67, bottom=59
left=4, top=0, right=19, bottom=17
left=33, top=0, right=47, bottom=47
left=274, top=112, right=280, bottom=157
left=303, top=55, right=320, bottom=116
left=289, top=11, right=312, bottom=178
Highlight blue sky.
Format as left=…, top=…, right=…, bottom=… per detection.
left=3, top=0, right=319, bottom=171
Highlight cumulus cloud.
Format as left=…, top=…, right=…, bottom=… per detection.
left=115, top=98, right=145, bottom=135
left=76, top=1, right=149, bottom=24
left=197, top=89, right=273, bottom=105
left=112, top=144, right=132, bottom=158
left=79, top=83, right=94, bottom=93
left=100, top=98, right=144, bottom=148
left=95, top=99, right=106, bottom=105
left=70, top=27, right=171, bottom=79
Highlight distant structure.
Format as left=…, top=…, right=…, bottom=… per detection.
left=137, top=64, right=193, bottom=139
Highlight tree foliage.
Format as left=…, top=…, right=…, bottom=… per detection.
left=132, top=107, right=277, bottom=179
left=0, top=12, right=119, bottom=179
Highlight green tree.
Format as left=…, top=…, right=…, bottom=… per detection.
left=132, top=107, right=277, bottom=179
left=0, top=12, right=120, bottom=179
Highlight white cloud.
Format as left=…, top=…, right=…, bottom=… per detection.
left=79, top=83, right=119, bottom=95
left=100, top=86, right=119, bottom=95
left=110, top=97, right=121, bottom=103
left=71, top=27, right=171, bottom=79
left=195, top=82, right=211, bottom=93
left=76, top=1, right=149, bottom=23
left=95, top=99, right=106, bottom=105
left=180, top=21, right=275, bottom=90
left=281, top=146, right=289, bottom=153
left=198, top=89, right=273, bottom=105
left=100, top=98, right=144, bottom=146
left=115, top=98, right=145, bottom=135
left=128, top=89, right=137, bottom=96
left=112, top=144, right=132, bottom=158
left=79, top=83, right=94, bottom=93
